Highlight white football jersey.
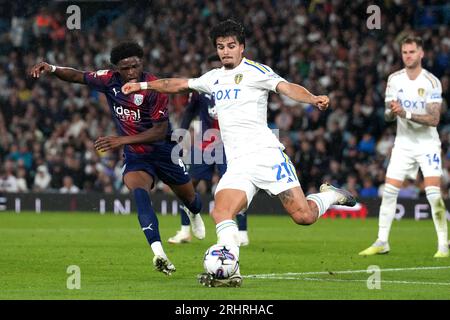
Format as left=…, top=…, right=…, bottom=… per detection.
left=385, top=68, right=443, bottom=149
left=188, top=57, right=286, bottom=160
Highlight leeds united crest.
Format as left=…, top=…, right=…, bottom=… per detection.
left=234, top=73, right=243, bottom=84
left=418, top=88, right=425, bottom=97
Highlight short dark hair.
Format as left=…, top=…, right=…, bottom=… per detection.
left=401, top=35, right=423, bottom=48
left=209, top=19, right=245, bottom=47
left=110, top=41, right=144, bottom=65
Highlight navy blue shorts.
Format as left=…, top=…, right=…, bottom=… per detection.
left=122, top=142, right=190, bottom=188
left=189, top=146, right=227, bottom=181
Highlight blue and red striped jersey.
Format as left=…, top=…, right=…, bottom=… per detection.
left=83, top=70, right=171, bottom=154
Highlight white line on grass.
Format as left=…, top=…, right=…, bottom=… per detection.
left=245, top=265, right=450, bottom=278
left=301, top=278, right=450, bottom=286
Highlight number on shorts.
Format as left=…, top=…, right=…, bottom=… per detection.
left=273, top=162, right=297, bottom=181
left=426, top=153, right=440, bottom=168
left=178, top=159, right=187, bottom=173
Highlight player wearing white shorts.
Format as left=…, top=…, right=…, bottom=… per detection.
left=359, top=36, right=449, bottom=258
left=122, top=19, right=356, bottom=286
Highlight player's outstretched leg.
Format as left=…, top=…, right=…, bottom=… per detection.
left=280, top=184, right=356, bottom=226
left=168, top=208, right=192, bottom=244
left=236, top=212, right=249, bottom=246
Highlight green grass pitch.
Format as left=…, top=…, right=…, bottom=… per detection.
left=0, top=212, right=449, bottom=300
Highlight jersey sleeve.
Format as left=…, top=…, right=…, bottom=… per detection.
left=83, top=70, right=114, bottom=92
left=148, top=92, right=169, bottom=123
left=426, top=80, right=443, bottom=104
left=385, top=75, right=397, bottom=102
left=248, top=63, right=287, bottom=92
left=188, top=69, right=216, bottom=94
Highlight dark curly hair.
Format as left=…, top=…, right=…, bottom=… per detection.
left=209, top=19, right=245, bottom=47
left=110, top=41, right=144, bottom=65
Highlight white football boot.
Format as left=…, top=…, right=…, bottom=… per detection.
left=182, top=205, right=206, bottom=240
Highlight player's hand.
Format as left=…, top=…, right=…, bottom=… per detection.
left=313, top=95, right=329, bottom=111
left=94, top=136, right=125, bottom=152
left=121, top=82, right=141, bottom=95
left=30, top=62, right=53, bottom=78
left=390, top=100, right=406, bottom=117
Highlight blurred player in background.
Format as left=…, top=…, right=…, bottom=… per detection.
left=168, top=55, right=249, bottom=246
left=123, top=19, right=356, bottom=287
left=30, top=41, right=206, bottom=275
left=359, top=36, right=448, bottom=258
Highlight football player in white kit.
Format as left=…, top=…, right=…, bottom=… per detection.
left=122, top=19, right=356, bottom=286
left=359, top=36, right=449, bottom=258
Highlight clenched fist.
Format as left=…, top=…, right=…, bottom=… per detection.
left=313, top=95, right=330, bottom=110
left=122, top=82, right=141, bottom=95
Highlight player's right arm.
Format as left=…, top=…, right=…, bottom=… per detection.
left=30, top=62, right=85, bottom=84
left=384, top=74, right=398, bottom=122
left=122, top=78, right=191, bottom=94
left=123, top=69, right=216, bottom=95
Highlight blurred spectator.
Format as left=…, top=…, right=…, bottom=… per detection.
left=59, top=175, right=80, bottom=194
left=16, top=167, right=28, bottom=192
left=398, top=179, right=420, bottom=199
left=360, top=177, right=378, bottom=198
left=33, top=165, right=51, bottom=192
left=0, top=160, right=19, bottom=192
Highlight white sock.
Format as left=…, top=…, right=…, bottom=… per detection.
left=378, top=184, right=400, bottom=242
left=181, top=225, right=190, bottom=234
left=150, top=241, right=167, bottom=259
left=306, top=191, right=339, bottom=217
left=425, top=186, right=448, bottom=248
left=216, top=219, right=240, bottom=247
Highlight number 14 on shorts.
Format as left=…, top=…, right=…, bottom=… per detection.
left=426, top=153, right=440, bottom=169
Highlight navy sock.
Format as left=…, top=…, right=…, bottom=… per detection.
left=236, top=212, right=247, bottom=231
left=183, top=192, right=202, bottom=214
left=180, top=206, right=191, bottom=226
left=133, top=188, right=161, bottom=244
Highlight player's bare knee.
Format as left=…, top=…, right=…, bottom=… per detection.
left=290, top=207, right=316, bottom=225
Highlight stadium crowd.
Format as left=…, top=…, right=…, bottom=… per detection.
left=0, top=0, right=449, bottom=198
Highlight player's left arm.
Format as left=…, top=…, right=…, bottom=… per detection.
left=94, top=121, right=168, bottom=152
left=392, top=102, right=441, bottom=127
left=276, top=81, right=329, bottom=110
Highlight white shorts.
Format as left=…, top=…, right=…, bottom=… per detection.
left=215, top=147, right=301, bottom=208
left=386, top=146, right=443, bottom=181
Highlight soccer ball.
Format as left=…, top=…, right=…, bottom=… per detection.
left=203, top=244, right=239, bottom=279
